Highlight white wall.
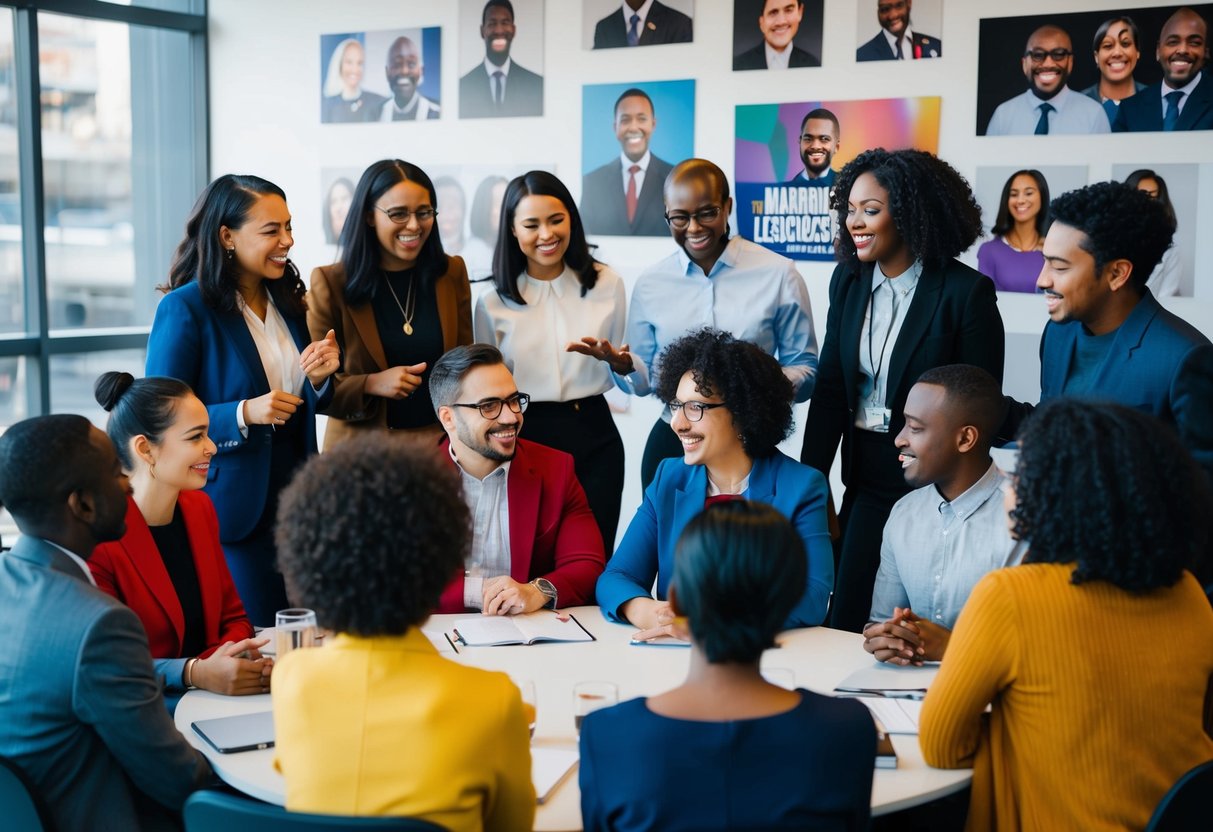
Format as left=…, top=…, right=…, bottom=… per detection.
left=209, top=0, right=1213, bottom=543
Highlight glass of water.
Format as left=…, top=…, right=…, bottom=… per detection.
left=275, top=608, right=318, bottom=658
left=573, top=681, right=617, bottom=736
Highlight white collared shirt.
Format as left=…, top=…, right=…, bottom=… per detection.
left=235, top=292, right=304, bottom=436
left=1160, top=70, right=1202, bottom=118
left=855, top=260, right=922, bottom=428
left=618, top=149, right=651, bottom=197
left=474, top=264, right=627, bottom=402
left=39, top=537, right=97, bottom=587
left=882, top=26, right=915, bottom=59
left=764, top=41, right=792, bottom=70
left=451, top=448, right=513, bottom=609
left=620, top=0, right=655, bottom=34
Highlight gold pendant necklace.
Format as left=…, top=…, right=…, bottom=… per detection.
left=384, top=271, right=418, bottom=335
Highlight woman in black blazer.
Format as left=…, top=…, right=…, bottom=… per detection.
left=800, top=149, right=1005, bottom=632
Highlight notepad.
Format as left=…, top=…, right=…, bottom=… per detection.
left=191, top=711, right=275, bottom=754
left=450, top=611, right=595, bottom=646
left=834, top=662, right=939, bottom=698
left=875, top=723, right=898, bottom=769
left=531, top=747, right=579, bottom=804
left=858, top=697, right=923, bottom=735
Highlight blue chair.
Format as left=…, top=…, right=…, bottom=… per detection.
left=0, top=756, right=54, bottom=831
left=1145, top=759, right=1213, bottom=832
left=184, top=790, right=448, bottom=831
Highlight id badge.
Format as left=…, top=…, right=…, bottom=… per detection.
left=864, top=406, right=891, bottom=432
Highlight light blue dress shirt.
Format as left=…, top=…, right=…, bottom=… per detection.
left=855, top=261, right=921, bottom=430
left=986, top=86, right=1110, bottom=136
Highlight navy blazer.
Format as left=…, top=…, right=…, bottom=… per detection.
left=592, top=0, right=693, bottom=49
left=458, top=60, right=544, bottom=118
left=580, top=154, right=673, bottom=237
left=801, top=259, right=1005, bottom=485
left=146, top=281, right=331, bottom=542
left=1112, top=74, right=1213, bottom=132
left=733, top=42, right=819, bottom=71
left=1040, top=290, right=1213, bottom=479
left=856, top=30, right=942, bottom=61
left=597, top=451, right=834, bottom=628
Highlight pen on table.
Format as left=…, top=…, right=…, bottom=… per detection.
left=451, top=628, right=466, bottom=646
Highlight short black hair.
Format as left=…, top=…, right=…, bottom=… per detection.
left=1049, top=181, right=1173, bottom=292
left=275, top=436, right=470, bottom=635
left=482, top=0, right=514, bottom=24
left=915, top=364, right=1006, bottom=450
left=672, top=501, right=807, bottom=663
left=1013, top=399, right=1211, bottom=592
left=613, top=87, right=654, bottom=118
left=832, top=148, right=983, bottom=269
left=1091, top=15, right=1140, bottom=53
left=430, top=343, right=506, bottom=412
left=799, top=107, right=839, bottom=137
left=654, top=328, right=793, bottom=458
left=0, top=414, right=100, bottom=527
left=1123, top=169, right=1177, bottom=231
left=94, top=372, right=195, bottom=471
left=990, top=169, right=1050, bottom=239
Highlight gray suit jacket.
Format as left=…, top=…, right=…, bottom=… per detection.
left=0, top=536, right=211, bottom=831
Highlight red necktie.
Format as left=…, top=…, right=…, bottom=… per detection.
left=626, top=164, right=640, bottom=224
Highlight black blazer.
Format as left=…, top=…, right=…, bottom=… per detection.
left=800, top=259, right=1005, bottom=484
left=733, top=42, right=820, bottom=71
left=1112, top=75, right=1213, bottom=132
left=856, top=30, right=942, bottom=61
left=458, top=60, right=544, bottom=118
left=580, top=154, right=673, bottom=237
left=593, top=1, right=693, bottom=49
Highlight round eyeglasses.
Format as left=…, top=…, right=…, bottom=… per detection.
left=452, top=392, right=530, bottom=420
left=375, top=206, right=438, bottom=224
left=666, top=400, right=727, bottom=422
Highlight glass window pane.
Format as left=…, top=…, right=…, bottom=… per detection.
left=0, top=354, right=28, bottom=428
left=50, top=347, right=144, bottom=425
left=99, top=1, right=205, bottom=13
left=0, top=8, right=20, bottom=336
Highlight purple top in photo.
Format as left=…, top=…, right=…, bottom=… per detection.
left=976, top=236, right=1044, bottom=294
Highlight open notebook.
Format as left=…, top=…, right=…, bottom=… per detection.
left=532, top=747, right=579, bottom=804
left=450, top=611, right=594, bottom=646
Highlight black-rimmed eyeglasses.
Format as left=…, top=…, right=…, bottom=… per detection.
left=667, top=400, right=727, bottom=422
left=452, top=393, right=530, bottom=420
left=1024, top=48, right=1072, bottom=63
left=664, top=206, right=722, bottom=230
left=375, top=206, right=438, bottom=224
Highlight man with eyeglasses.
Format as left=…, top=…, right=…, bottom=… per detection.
left=1114, top=7, right=1212, bottom=132
left=787, top=107, right=839, bottom=186
left=429, top=344, right=606, bottom=615
left=986, top=25, right=1109, bottom=135
left=856, top=0, right=941, bottom=62
left=379, top=35, right=440, bottom=121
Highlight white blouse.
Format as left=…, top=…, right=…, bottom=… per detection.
left=474, top=263, right=627, bottom=402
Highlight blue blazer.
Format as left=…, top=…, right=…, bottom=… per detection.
left=1112, top=75, right=1213, bottom=132
left=146, top=281, right=331, bottom=542
left=1040, top=290, right=1213, bottom=480
left=597, top=451, right=834, bottom=628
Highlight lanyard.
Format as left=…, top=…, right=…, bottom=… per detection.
left=867, top=281, right=900, bottom=404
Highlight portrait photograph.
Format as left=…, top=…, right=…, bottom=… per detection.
left=976, top=4, right=1213, bottom=135
left=733, top=0, right=823, bottom=72
left=320, top=167, right=362, bottom=249
left=1110, top=162, right=1201, bottom=297
left=583, top=0, right=694, bottom=50
left=319, top=27, right=443, bottom=124
left=579, top=79, right=695, bottom=237
left=458, top=0, right=545, bottom=119
left=854, top=0, right=944, bottom=62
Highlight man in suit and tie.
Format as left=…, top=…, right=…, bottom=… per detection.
left=1113, top=7, right=1213, bottom=132
left=0, top=415, right=212, bottom=831
left=734, top=0, right=820, bottom=71
left=856, top=0, right=941, bottom=61
left=379, top=35, right=440, bottom=121
left=787, top=107, right=839, bottom=186
left=580, top=87, right=674, bottom=236
left=430, top=344, right=606, bottom=614
left=593, top=0, right=693, bottom=49
left=459, top=0, right=544, bottom=118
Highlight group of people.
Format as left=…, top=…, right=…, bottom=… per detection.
left=1, top=127, right=1212, bottom=831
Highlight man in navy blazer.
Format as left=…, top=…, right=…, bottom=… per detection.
left=0, top=415, right=212, bottom=831
left=592, top=0, right=693, bottom=49
left=1113, top=8, right=1213, bottom=132
left=1032, top=182, right=1213, bottom=481
left=459, top=0, right=544, bottom=118
left=856, top=0, right=941, bottom=61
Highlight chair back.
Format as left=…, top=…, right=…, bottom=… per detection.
left=184, top=790, right=449, bottom=831
left=0, top=756, right=54, bottom=831
left=1145, top=758, right=1213, bottom=832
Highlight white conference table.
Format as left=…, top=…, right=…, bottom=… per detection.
left=175, top=607, right=970, bottom=831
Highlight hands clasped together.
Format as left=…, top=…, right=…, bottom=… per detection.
left=243, top=329, right=340, bottom=427
left=862, top=606, right=953, bottom=665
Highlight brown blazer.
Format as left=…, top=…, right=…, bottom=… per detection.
left=307, top=256, right=472, bottom=449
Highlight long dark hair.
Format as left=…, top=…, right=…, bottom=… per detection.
left=339, top=159, right=450, bottom=306
left=470, top=175, right=508, bottom=245
left=165, top=174, right=307, bottom=317
left=492, top=171, right=599, bottom=305
left=1124, top=169, right=1178, bottom=232
left=991, top=169, right=1050, bottom=238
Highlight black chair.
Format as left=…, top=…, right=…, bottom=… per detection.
left=184, top=790, right=448, bottom=831
left=0, top=756, right=55, bottom=831
left=1145, top=758, right=1213, bottom=832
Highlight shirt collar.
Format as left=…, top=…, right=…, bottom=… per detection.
left=676, top=234, right=740, bottom=277
left=482, top=56, right=512, bottom=77
left=882, top=26, right=915, bottom=56
left=449, top=442, right=511, bottom=482
left=935, top=461, right=1004, bottom=521
left=521, top=265, right=572, bottom=299
left=764, top=40, right=792, bottom=69
left=1163, top=69, right=1202, bottom=96
left=622, top=0, right=654, bottom=25
left=40, top=538, right=98, bottom=587
left=1029, top=85, right=1072, bottom=108
left=872, top=259, right=922, bottom=294
left=618, top=149, right=651, bottom=173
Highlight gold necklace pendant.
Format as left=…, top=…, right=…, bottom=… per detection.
left=403, top=322, right=414, bottom=336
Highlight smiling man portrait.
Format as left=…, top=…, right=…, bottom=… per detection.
left=734, top=0, right=820, bottom=71
left=380, top=35, right=440, bottom=121
left=1114, top=6, right=1213, bottom=132
left=459, top=0, right=544, bottom=118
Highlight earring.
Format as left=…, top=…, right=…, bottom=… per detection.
left=225, top=247, right=235, bottom=260
left=149, top=461, right=157, bottom=480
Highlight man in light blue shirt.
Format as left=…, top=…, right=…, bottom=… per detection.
left=862, top=365, right=1022, bottom=665
left=986, top=25, right=1110, bottom=136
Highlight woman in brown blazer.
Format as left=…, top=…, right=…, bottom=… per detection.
left=309, top=160, right=472, bottom=449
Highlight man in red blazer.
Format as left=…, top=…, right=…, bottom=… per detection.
left=431, top=344, right=606, bottom=614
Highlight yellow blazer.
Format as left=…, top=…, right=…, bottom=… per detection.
left=307, top=257, right=473, bottom=449
left=273, top=629, right=535, bottom=831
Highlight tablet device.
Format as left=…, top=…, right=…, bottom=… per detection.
left=191, top=710, right=275, bottom=754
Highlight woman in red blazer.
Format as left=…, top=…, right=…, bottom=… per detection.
left=90, top=371, right=272, bottom=699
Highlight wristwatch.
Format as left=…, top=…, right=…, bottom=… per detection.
left=531, top=578, right=558, bottom=609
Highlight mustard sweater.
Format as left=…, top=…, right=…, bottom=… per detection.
left=919, top=564, right=1213, bottom=832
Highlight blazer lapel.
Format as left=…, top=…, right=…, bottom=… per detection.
left=506, top=445, right=540, bottom=584
left=1178, top=76, right=1213, bottom=129
left=349, top=301, right=389, bottom=371
left=216, top=312, right=271, bottom=393
left=747, top=454, right=777, bottom=504
left=839, top=266, right=869, bottom=408
left=1041, top=323, right=1076, bottom=397
left=435, top=270, right=459, bottom=353
left=672, top=466, right=707, bottom=544
left=180, top=497, right=220, bottom=644
left=886, top=265, right=943, bottom=400
left=123, top=503, right=186, bottom=651
left=1091, top=292, right=1157, bottom=390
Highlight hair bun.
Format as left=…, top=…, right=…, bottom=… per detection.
left=94, top=371, right=136, bottom=412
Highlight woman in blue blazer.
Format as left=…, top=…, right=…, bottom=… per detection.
left=597, top=329, right=833, bottom=632
left=147, top=175, right=339, bottom=625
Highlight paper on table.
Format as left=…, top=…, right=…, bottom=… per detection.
left=835, top=662, right=939, bottom=693
left=858, top=698, right=922, bottom=734
left=452, top=612, right=594, bottom=646
left=532, top=747, right=578, bottom=804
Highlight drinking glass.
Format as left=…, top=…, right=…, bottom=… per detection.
left=275, top=608, right=317, bottom=659
left=573, top=681, right=617, bottom=735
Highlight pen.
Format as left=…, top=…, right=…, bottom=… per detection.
left=452, top=628, right=466, bottom=646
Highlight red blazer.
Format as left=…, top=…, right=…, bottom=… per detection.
left=90, top=491, right=254, bottom=659
left=437, top=438, right=606, bottom=613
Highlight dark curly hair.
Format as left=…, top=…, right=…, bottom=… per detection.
left=1012, top=399, right=1211, bottom=592
left=0, top=414, right=101, bottom=527
left=654, top=329, right=793, bottom=458
left=832, top=148, right=983, bottom=269
left=1048, top=181, right=1173, bottom=292
left=672, top=500, right=807, bottom=664
left=275, top=436, right=470, bottom=635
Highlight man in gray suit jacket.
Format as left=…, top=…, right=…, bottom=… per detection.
left=0, top=415, right=212, bottom=831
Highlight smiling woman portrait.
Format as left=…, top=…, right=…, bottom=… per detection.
left=977, top=169, right=1050, bottom=293
left=1079, top=16, right=1145, bottom=126
left=321, top=38, right=387, bottom=123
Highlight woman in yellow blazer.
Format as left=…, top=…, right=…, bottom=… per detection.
left=308, top=159, right=472, bottom=450
left=920, top=399, right=1213, bottom=832
left=272, top=435, right=534, bottom=829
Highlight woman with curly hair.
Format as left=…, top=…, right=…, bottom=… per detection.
left=597, top=328, right=833, bottom=633
left=272, top=436, right=535, bottom=828
left=147, top=174, right=340, bottom=625
left=800, top=148, right=1005, bottom=632
left=921, top=399, right=1213, bottom=831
